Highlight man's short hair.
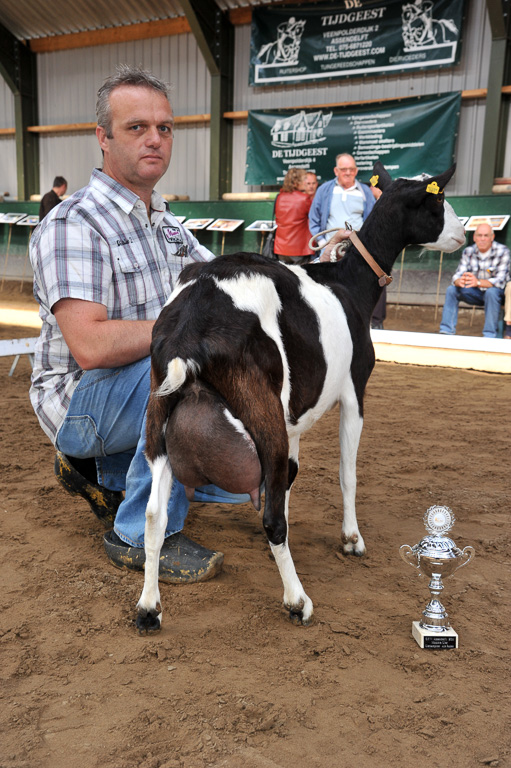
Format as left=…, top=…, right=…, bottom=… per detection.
left=96, top=64, right=172, bottom=138
left=53, top=176, right=67, bottom=188
left=335, top=153, right=356, bottom=165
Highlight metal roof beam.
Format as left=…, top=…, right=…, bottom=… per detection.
left=180, top=0, right=221, bottom=76
left=479, top=0, right=510, bottom=193
left=180, top=1, right=234, bottom=200
left=0, top=22, right=39, bottom=200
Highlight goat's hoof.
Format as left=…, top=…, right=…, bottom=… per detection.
left=287, top=599, right=314, bottom=627
left=289, top=607, right=304, bottom=625
left=341, top=545, right=366, bottom=557
left=136, top=607, right=161, bottom=634
left=341, top=532, right=366, bottom=557
left=288, top=608, right=314, bottom=627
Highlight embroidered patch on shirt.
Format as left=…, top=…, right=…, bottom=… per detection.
left=162, top=226, right=184, bottom=245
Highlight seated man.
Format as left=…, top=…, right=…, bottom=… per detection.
left=29, top=65, right=249, bottom=585
left=439, top=223, right=509, bottom=338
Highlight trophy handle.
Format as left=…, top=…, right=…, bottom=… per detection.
left=399, top=544, right=419, bottom=570
left=455, top=545, right=475, bottom=572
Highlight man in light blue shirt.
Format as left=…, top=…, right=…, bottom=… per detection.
left=309, top=154, right=375, bottom=246
left=309, top=153, right=385, bottom=327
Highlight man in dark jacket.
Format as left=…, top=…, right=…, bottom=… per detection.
left=39, top=176, right=68, bottom=220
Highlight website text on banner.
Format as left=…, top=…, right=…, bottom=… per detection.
left=250, top=0, right=465, bottom=86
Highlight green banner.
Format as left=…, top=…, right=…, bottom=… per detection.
left=245, top=92, right=461, bottom=186
left=250, top=0, right=464, bottom=86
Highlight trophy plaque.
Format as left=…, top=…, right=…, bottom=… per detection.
left=400, top=506, right=474, bottom=649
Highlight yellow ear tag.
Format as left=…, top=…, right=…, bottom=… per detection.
left=426, top=181, right=440, bottom=194
left=370, top=175, right=379, bottom=187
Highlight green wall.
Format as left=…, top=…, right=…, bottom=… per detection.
left=1, top=194, right=509, bottom=279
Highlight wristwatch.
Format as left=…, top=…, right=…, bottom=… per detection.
left=477, top=280, right=481, bottom=287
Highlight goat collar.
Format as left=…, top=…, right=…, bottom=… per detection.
left=348, top=230, right=393, bottom=287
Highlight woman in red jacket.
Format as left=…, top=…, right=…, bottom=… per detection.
left=274, top=168, right=314, bottom=265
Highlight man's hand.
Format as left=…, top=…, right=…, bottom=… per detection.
left=457, top=271, right=478, bottom=288
left=320, top=228, right=351, bottom=262
left=53, top=298, right=155, bottom=370
left=456, top=272, right=491, bottom=289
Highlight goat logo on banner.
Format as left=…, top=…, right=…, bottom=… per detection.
left=402, top=1, right=458, bottom=50
left=257, top=16, right=306, bottom=66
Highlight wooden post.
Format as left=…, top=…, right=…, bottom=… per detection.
left=394, top=248, right=406, bottom=314
left=434, top=251, right=444, bottom=321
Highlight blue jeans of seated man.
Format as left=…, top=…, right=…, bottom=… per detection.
left=55, top=356, right=252, bottom=547
left=439, top=284, right=504, bottom=338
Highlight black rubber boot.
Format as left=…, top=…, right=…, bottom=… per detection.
left=54, top=451, right=123, bottom=528
left=103, top=530, right=224, bottom=584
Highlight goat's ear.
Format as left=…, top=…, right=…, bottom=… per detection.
left=429, top=164, right=456, bottom=192
left=419, top=164, right=456, bottom=196
left=406, top=164, right=456, bottom=205
left=370, top=161, right=392, bottom=192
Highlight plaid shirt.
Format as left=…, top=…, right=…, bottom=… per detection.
left=29, top=169, right=214, bottom=443
left=452, top=241, right=510, bottom=290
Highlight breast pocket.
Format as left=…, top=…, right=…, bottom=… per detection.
left=111, top=243, right=148, bottom=306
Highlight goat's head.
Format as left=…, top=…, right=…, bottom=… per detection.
left=370, top=161, right=466, bottom=254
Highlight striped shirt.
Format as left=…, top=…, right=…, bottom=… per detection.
left=29, top=169, right=214, bottom=443
left=452, top=241, right=510, bottom=290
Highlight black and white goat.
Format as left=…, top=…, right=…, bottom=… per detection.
left=136, top=162, right=465, bottom=631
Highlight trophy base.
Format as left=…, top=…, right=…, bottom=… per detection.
left=412, top=621, right=458, bottom=649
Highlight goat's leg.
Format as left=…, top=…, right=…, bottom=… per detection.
left=207, top=364, right=313, bottom=625
left=284, top=434, right=300, bottom=524
left=136, top=454, right=174, bottom=632
left=270, top=539, right=313, bottom=625
left=338, top=384, right=366, bottom=556
left=136, top=378, right=176, bottom=632
left=267, top=435, right=313, bottom=626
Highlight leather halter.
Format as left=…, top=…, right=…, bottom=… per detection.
left=347, top=230, right=393, bottom=287
left=308, top=228, right=393, bottom=287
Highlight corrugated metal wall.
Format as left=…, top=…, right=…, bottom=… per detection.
left=37, top=33, right=211, bottom=199
left=1, top=0, right=509, bottom=199
left=232, top=0, right=493, bottom=196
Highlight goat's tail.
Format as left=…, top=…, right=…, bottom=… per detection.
left=154, top=357, right=199, bottom=398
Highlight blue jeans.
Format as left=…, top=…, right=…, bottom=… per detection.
left=55, top=356, right=252, bottom=547
left=439, top=285, right=504, bottom=338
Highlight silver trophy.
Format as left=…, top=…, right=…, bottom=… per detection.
left=400, top=506, right=474, bottom=649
